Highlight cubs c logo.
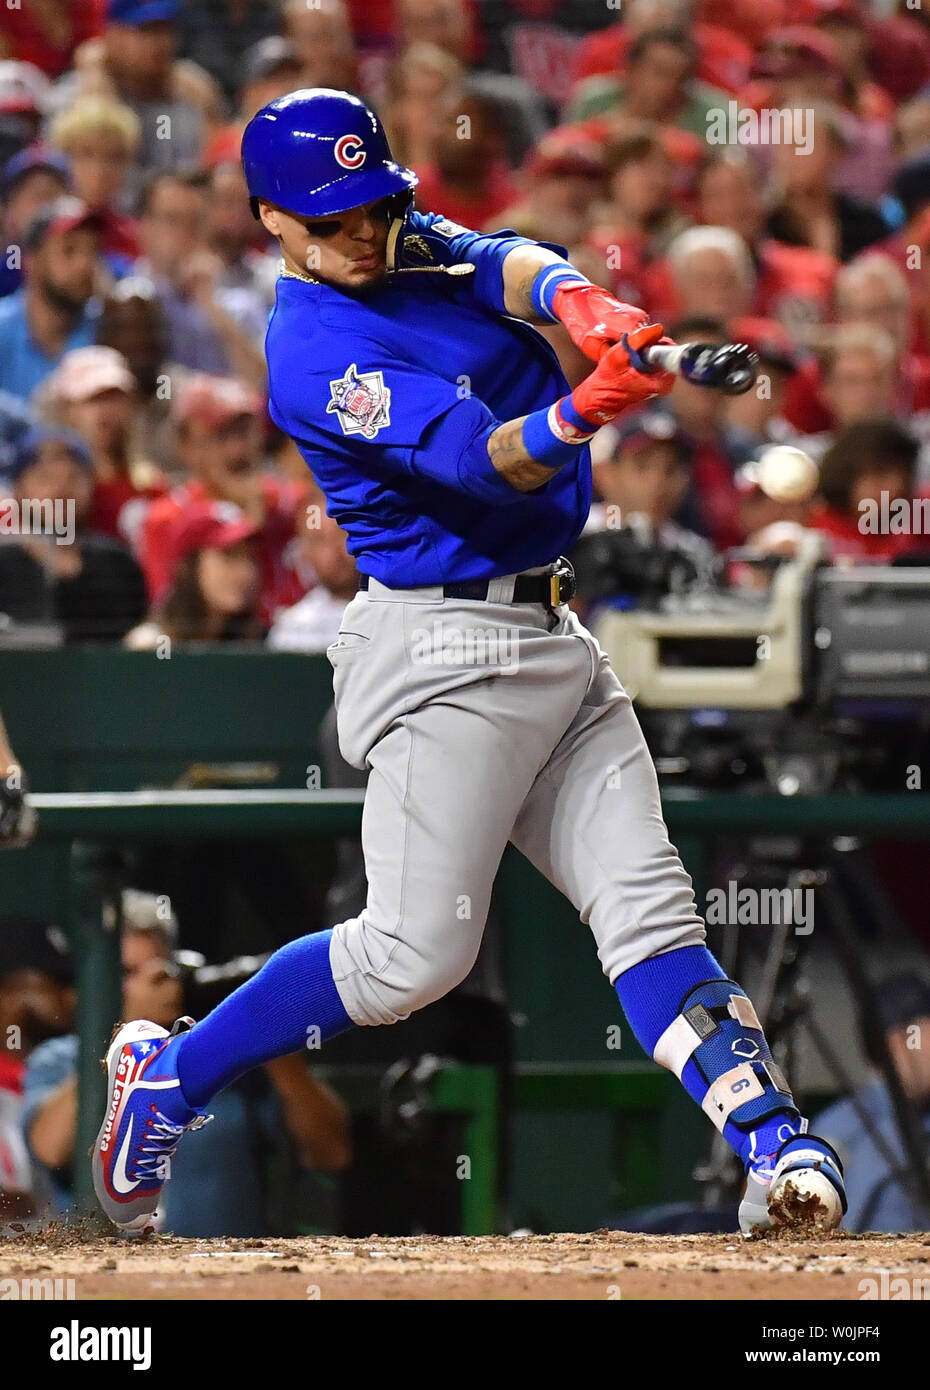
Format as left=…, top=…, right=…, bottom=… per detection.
left=334, top=134, right=366, bottom=169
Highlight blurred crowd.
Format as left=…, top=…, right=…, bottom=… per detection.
left=1, top=0, right=930, bottom=643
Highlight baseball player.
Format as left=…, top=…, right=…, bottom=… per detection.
left=93, top=90, right=846, bottom=1237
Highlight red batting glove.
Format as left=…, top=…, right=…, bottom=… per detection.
left=568, top=323, right=675, bottom=428
left=551, top=282, right=653, bottom=363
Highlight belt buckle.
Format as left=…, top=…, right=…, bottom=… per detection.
left=549, top=557, right=576, bottom=607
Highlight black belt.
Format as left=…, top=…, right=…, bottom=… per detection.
left=357, top=557, right=576, bottom=607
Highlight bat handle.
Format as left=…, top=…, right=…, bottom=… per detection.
left=617, top=335, right=683, bottom=374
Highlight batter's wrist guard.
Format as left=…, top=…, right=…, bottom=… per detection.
left=522, top=396, right=597, bottom=467
left=653, top=978, right=800, bottom=1136
left=531, top=264, right=590, bottom=323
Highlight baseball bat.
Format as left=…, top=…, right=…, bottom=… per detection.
left=615, top=337, right=759, bottom=396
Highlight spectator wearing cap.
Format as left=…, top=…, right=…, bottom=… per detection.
left=237, top=36, right=304, bottom=124
left=37, top=344, right=165, bottom=546
left=127, top=501, right=262, bottom=646
left=267, top=506, right=358, bottom=654
left=741, top=23, right=894, bottom=204
left=585, top=124, right=690, bottom=305
left=486, top=128, right=607, bottom=248
left=94, top=276, right=187, bottom=475
left=0, top=197, right=102, bottom=402
left=0, top=424, right=147, bottom=641
left=784, top=259, right=930, bottom=437
left=656, top=313, right=758, bottom=551
left=174, top=0, right=280, bottom=107
left=766, top=103, right=889, bottom=265
left=567, top=27, right=730, bottom=143
left=0, top=144, right=70, bottom=299
left=134, top=168, right=268, bottom=391
left=0, top=61, right=52, bottom=170
left=412, top=89, right=518, bottom=230
left=724, top=316, right=801, bottom=448
left=0, top=915, right=74, bottom=1225
left=47, top=95, right=142, bottom=262
left=814, top=972, right=930, bottom=1231
left=49, top=0, right=223, bottom=192
left=583, top=410, right=712, bottom=567
left=139, top=375, right=305, bottom=624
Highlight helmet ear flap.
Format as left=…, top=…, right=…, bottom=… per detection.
left=385, top=188, right=415, bottom=272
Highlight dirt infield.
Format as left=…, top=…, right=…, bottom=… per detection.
left=1, top=1227, right=928, bottom=1300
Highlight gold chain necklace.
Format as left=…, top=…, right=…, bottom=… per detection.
left=279, top=258, right=319, bottom=285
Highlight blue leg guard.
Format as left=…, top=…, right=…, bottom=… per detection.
left=616, top=947, right=803, bottom=1168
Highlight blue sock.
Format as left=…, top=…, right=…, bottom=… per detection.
left=176, top=929, right=353, bottom=1107
left=615, top=945, right=801, bottom=1169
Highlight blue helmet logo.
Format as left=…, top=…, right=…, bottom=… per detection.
left=241, top=88, right=417, bottom=219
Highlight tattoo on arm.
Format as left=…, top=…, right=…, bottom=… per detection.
left=487, top=417, right=563, bottom=492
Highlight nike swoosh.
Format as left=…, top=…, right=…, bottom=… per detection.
left=111, top=1115, right=141, bottom=1195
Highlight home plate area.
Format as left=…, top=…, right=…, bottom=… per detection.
left=0, top=1229, right=927, bottom=1300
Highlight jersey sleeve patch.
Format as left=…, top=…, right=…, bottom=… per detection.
left=326, top=363, right=392, bottom=439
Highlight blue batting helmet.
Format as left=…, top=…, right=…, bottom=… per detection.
left=241, top=88, right=418, bottom=219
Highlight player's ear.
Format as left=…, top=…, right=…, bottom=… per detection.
left=257, top=200, right=282, bottom=237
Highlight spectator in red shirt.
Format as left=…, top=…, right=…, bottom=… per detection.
left=38, top=344, right=165, bottom=547
left=140, top=374, right=305, bottom=625
left=690, top=150, right=837, bottom=333
left=128, top=501, right=263, bottom=645
left=586, top=123, right=690, bottom=304
left=570, top=0, right=755, bottom=98
left=413, top=90, right=517, bottom=228
left=793, top=324, right=900, bottom=459
left=808, top=418, right=922, bottom=563
left=784, top=258, right=930, bottom=434
left=660, top=225, right=756, bottom=325
left=0, top=1, right=104, bottom=80
left=48, top=95, right=142, bottom=260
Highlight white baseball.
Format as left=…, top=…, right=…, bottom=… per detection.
left=754, top=446, right=819, bottom=503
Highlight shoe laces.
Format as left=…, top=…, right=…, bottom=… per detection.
left=133, top=1106, right=212, bottom=1181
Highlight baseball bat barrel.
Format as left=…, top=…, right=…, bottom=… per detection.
left=640, top=340, right=759, bottom=396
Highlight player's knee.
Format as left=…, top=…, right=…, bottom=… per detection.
left=331, top=913, right=481, bottom=1026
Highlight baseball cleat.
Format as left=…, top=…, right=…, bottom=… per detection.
left=738, top=1134, right=846, bottom=1237
left=92, top=1017, right=212, bottom=1230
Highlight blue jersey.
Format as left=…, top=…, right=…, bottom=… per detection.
left=266, top=212, right=591, bottom=586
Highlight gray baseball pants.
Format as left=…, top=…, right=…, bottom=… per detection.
left=326, top=573, right=705, bottom=1027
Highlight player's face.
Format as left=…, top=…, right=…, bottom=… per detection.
left=261, top=197, right=393, bottom=292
